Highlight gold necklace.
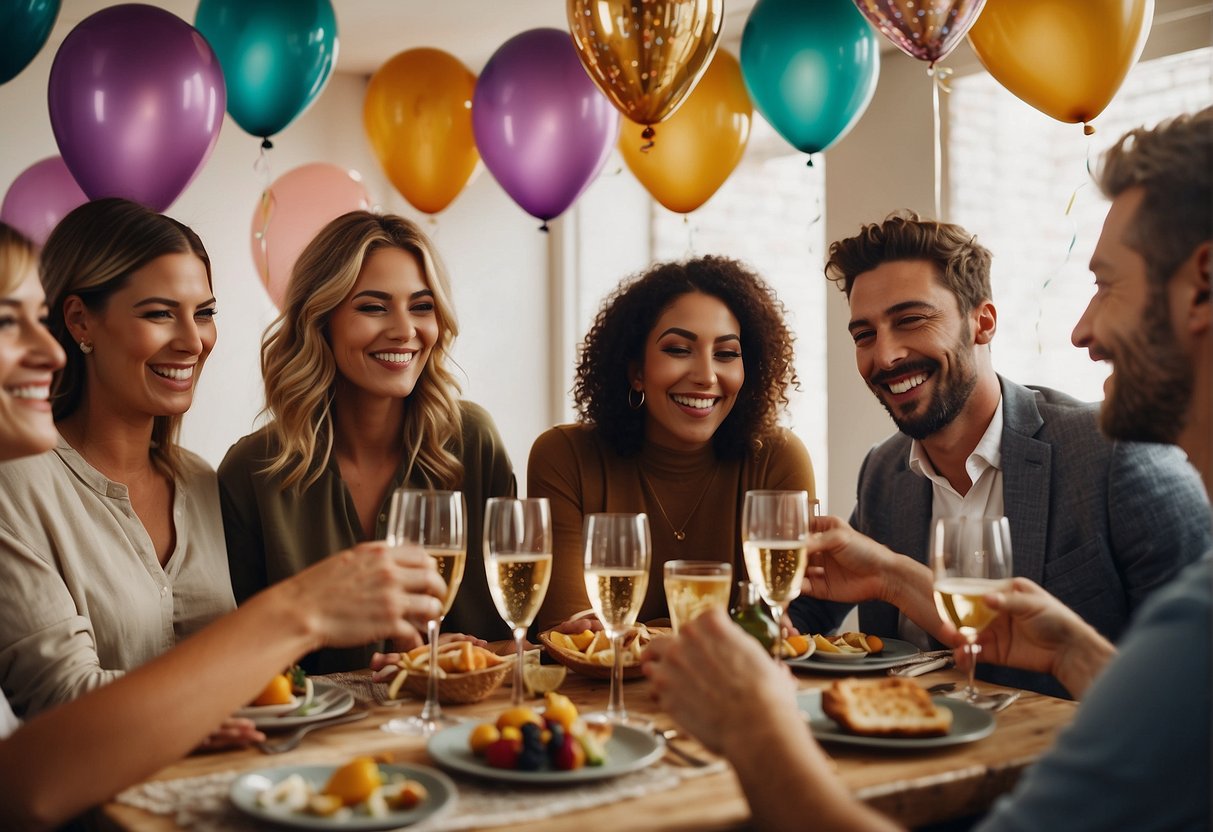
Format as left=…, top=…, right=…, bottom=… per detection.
left=637, top=465, right=719, bottom=542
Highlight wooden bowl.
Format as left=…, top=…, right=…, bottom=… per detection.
left=397, top=662, right=510, bottom=704
left=538, top=629, right=667, bottom=680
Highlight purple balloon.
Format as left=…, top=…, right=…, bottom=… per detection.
left=47, top=4, right=225, bottom=212
left=472, top=28, right=619, bottom=223
left=1, top=156, right=88, bottom=245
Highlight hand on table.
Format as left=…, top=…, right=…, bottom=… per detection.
left=193, top=716, right=264, bottom=752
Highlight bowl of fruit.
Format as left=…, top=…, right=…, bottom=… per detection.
left=539, top=624, right=663, bottom=680
left=384, top=642, right=510, bottom=705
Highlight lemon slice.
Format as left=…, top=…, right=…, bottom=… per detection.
left=523, top=664, right=567, bottom=696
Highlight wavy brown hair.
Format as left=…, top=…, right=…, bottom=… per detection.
left=39, top=198, right=212, bottom=479
left=575, top=256, right=797, bottom=459
left=825, top=210, right=993, bottom=313
left=260, top=211, right=463, bottom=491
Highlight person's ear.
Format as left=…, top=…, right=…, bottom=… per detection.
left=62, top=295, right=91, bottom=344
left=972, top=300, right=997, bottom=345
left=627, top=360, right=643, bottom=389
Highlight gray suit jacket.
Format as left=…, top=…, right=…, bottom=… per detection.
left=790, top=377, right=1211, bottom=696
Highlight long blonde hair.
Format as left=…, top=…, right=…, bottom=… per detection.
left=0, top=223, right=37, bottom=296
left=261, top=211, right=464, bottom=490
left=39, top=198, right=213, bottom=479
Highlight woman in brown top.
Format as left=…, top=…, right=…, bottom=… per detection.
left=529, top=256, right=815, bottom=631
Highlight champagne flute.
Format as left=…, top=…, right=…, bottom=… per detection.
left=583, top=513, right=651, bottom=725
left=930, top=516, right=1014, bottom=705
left=484, top=497, right=553, bottom=706
left=663, top=560, right=731, bottom=634
left=382, top=489, right=466, bottom=736
left=741, top=490, right=810, bottom=659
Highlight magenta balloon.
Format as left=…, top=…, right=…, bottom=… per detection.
left=472, top=28, right=619, bottom=223
left=0, top=156, right=88, bottom=246
left=47, top=4, right=226, bottom=212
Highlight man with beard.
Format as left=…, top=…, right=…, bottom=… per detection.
left=788, top=210, right=1209, bottom=696
left=645, top=106, right=1211, bottom=832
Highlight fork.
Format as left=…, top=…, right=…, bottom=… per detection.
left=254, top=710, right=369, bottom=754
left=659, top=728, right=711, bottom=768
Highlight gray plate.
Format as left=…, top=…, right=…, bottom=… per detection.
left=230, top=762, right=455, bottom=830
left=246, top=680, right=354, bottom=731
left=785, top=637, right=921, bottom=673
left=797, top=689, right=995, bottom=749
left=427, top=722, right=663, bottom=784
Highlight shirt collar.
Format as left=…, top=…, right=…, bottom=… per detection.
left=908, top=394, right=1004, bottom=481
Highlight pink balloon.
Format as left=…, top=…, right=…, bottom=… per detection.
left=0, top=157, right=88, bottom=245
left=853, top=0, right=987, bottom=65
left=251, top=163, right=372, bottom=307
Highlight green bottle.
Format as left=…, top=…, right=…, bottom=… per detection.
left=731, top=580, right=779, bottom=655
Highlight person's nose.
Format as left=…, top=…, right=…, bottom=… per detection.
left=871, top=331, right=908, bottom=371
left=24, top=320, right=66, bottom=372
left=690, top=350, right=718, bottom=386
left=1072, top=297, right=1095, bottom=349
left=389, top=308, right=418, bottom=342
left=174, top=318, right=205, bottom=355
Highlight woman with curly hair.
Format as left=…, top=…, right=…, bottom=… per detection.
left=529, top=256, right=815, bottom=631
left=219, top=212, right=516, bottom=673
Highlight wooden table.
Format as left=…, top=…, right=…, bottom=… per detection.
left=101, top=667, right=1077, bottom=831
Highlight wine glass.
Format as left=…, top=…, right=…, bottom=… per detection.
left=582, top=513, right=651, bottom=725
left=663, top=560, right=731, bottom=634
left=382, top=489, right=466, bottom=736
left=930, top=515, right=1014, bottom=705
left=741, top=490, right=810, bottom=659
left=484, top=497, right=553, bottom=706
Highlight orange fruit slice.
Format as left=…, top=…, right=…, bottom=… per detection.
left=251, top=673, right=293, bottom=706
left=324, top=756, right=382, bottom=806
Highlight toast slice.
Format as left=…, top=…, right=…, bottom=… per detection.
left=820, top=678, right=953, bottom=738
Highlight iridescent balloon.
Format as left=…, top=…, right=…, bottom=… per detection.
left=853, top=0, right=988, bottom=66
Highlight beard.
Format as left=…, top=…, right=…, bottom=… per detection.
left=868, top=326, right=980, bottom=442
left=1100, top=287, right=1192, bottom=444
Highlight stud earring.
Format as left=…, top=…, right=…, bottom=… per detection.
left=79, top=341, right=93, bottom=355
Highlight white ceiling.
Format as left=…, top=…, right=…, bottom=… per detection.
left=53, top=1, right=763, bottom=76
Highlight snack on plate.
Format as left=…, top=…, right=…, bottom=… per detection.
left=820, top=678, right=953, bottom=738
left=812, top=631, right=885, bottom=656
left=255, top=755, right=428, bottom=819
left=467, top=692, right=610, bottom=772
left=248, top=665, right=312, bottom=708
left=386, top=642, right=508, bottom=701
left=544, top=623, right=654, bottom=667
left=782, top=634, right=816, bottom=659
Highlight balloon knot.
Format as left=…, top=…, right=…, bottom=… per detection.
left=539, top=221, right=550, bottom=233
left=261, top=138, right=274, bottom=150
left=1083, top=123, right=1095, bottom=136
left=806, top=156, right=815, bottom=168
left=641, top=126, right=655, bottom=140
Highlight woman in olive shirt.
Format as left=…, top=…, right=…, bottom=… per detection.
left=220, top=212, right=515, bottom=673
left=529, top=256, right=815, bottom=631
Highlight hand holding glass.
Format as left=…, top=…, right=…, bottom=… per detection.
left=741, top=490, right=810, bottom=658
left=484, top=497, right=553, bottom=706
left=931, top=515, right=1013, bottom=705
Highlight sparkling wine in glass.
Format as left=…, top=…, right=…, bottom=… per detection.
left=484, top=497, right=553, bottom=706
left=663, top=560, right=731, bottom=634
left=741, top=490, right=810, bottom=659
left=930, top=515, right=1014, bottom=705
left=382, top=489, right=466, bottom=736
left=583, top=513, right=650, bottom=725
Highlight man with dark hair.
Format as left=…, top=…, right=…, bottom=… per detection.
left=788, top=208, right=1209, bottom=696
left=646, top=106, right=1212, bottom=831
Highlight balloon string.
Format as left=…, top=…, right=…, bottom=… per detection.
left=1032, top=140, right=1091, bottom=353
left=252, top=144, right=275, bottom=294
left=928, top=65, right=953, bottom=219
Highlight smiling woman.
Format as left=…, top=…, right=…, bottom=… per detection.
left=529, top=256, right=816, bottom=631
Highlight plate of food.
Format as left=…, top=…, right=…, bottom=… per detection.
left=797, top=679, right=994, bottom=750
left=426, top=692, right=663, bottom=784
left=243, top=679, right=355, bottom=731
left=230, top=759, right=456, bottom=830
left=785, top=634, right=920, bottom=673
left=539, top=623, right=665, bottom=680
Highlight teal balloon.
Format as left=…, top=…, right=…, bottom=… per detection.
left=740, top=0, right=880, bottom=154
left=0, top=0, right=60, bottom=85
left=195, top=0, right=338, bottom=141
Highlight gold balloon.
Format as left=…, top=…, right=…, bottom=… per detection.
left=567, top=0, right=723, bottom=135
left=363, top=48, right=479, bottom=214
left=968, top=0, right=1154, bottom=127
left=620, top=49, right=751, bottom=214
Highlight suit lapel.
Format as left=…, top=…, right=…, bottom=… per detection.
left=1000, top=379, right=1051, bottom=586
left=889, top=467, right=932, bottom=565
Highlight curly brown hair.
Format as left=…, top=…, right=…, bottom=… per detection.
left=574, top=256, right=797, bottom=459
left=825, top=210, right=992, bottom=313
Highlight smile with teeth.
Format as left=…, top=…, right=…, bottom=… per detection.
left=671, top=393, right=718, bottom=409
left=887, top=372, right=929, bottom=395
left=151, top=366, right=194, bottom=381
left=5, top=384, right=50, bottom=401
left=371, top=351, right=414, bottom=366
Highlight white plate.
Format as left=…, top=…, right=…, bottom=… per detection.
left=427, top=722, right=663, bottom=784
left=785, top=638, right=921, bottom=673
left=230, top=763, right=455, bottom=830
left=247, top=680, right=354, bottom=731
left=811, top=649, right=868, bottom=662
left=796, top=689, right=995, bottom=749
left=235, top=696, right=301, bottom=718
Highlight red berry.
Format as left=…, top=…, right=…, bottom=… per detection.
left=485, top=738, right=520, bottom=769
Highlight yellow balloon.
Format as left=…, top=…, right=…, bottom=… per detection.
left=968, top=0, right=1154, bottom=128
left=567, top=0, right=722, bottom=131
left=363, top=48, right=479, bottom=214
left=619, top=50, right=751, bottom=214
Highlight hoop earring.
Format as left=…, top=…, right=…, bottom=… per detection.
left=79, top=341, right=93, bottom=355
left=628, top=388, right=645, bottom=410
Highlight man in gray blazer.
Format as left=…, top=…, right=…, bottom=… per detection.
left=788, top=212, right=1210, bottom=696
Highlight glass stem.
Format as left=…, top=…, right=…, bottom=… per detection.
left=607, top=632, right=625, bottom=720
left=770, top=604, right=784, bottom=660
left=964, top=639, right=981, bottom=701
left=511, top=627, right=526, bottom=706
left=420, top=617, right=443, bottom=721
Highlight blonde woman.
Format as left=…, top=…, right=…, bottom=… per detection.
left=220, top=211, right=515, bottom=673
left=0, top=221, right=445, bottom=830
left=0, top=200, right=235, bottom=719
